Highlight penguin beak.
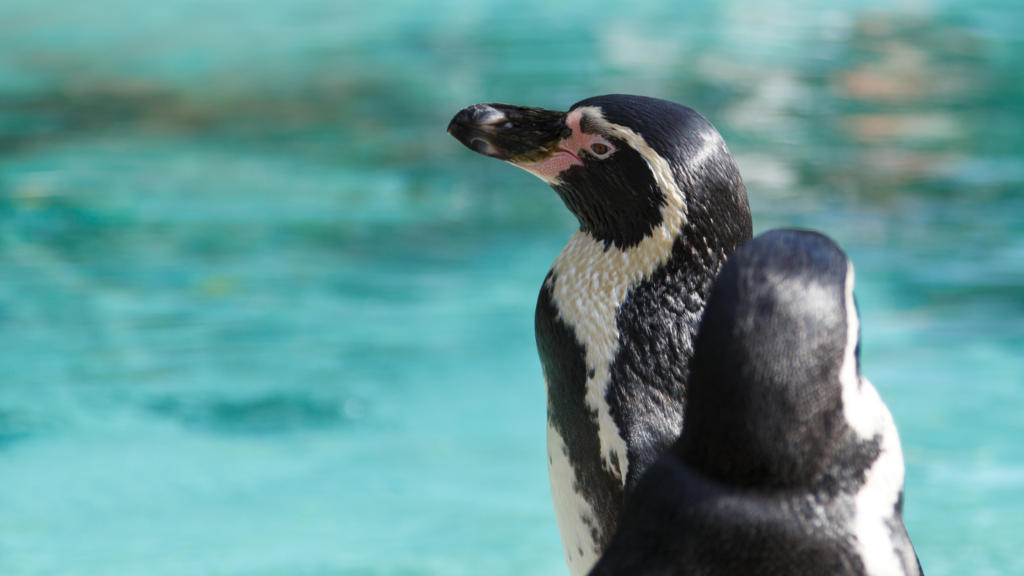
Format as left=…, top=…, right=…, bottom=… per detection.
left=447, top=103, right=569, bottom=164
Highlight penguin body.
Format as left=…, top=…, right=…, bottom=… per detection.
left=590, top=229, right=922, bottom=576
left=449, top=95, right=752, bottom=574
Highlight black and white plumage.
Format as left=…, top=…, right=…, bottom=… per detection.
left=448, top=95, right=752, bottom=575
left=590, top=229, right=923, bottom=576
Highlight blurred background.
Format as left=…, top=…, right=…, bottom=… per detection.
left=0, top=0, right=1022, bottom=574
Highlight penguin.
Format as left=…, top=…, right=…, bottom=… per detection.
left=448, top=95, right=752, bottom=575
left=589, top=229, right=923, bottom=576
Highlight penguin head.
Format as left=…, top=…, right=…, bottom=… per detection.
left=448, top=94, right=750, bottom=251
left=675, top=229, right=881, bottom=493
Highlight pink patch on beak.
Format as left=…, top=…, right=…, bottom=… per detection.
left=511, top=110, right=614, bottom=183
left=514, top=149, right=583, bottom=182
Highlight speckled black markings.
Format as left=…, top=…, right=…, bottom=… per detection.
left=535, top=275, right=623, bottom=551
left=606, top=234, right=750, bottom=495
left=886, top=516, right=915, bottom=572
left=887, top=491, right=925, bottom=576
left=606, top=236, right=713, bottom=493
left=601, top=99, right=752, bottom=493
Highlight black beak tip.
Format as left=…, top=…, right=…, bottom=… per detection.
left=446, top=106, right=478, bottom=139
left=447, top=105, right=495, bottom=153
left=447, top=117, right=470, bottom=143
left=448, top=104, right=508, bottom=132
left=447, top=102, right=564, bottom=160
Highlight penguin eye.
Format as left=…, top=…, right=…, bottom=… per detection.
left=591, top=143, right=610, bottom=155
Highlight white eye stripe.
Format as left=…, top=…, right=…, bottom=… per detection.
left=571, top=106, right=687, bottom=218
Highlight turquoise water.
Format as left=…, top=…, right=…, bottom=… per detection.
left=1, top=1, right=1022, bottom=574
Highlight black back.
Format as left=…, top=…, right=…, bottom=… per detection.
left=679, top=229, right=876, bottom=493
left=590, top=229, right=923, bottom=576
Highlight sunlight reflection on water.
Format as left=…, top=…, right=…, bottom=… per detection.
left=1, top=1, right=1022, bottom=574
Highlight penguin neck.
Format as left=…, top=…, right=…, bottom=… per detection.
left=545, top=204, right=720, bottom=378
left=550, top=204, right=688, bottom=298
left=551, top=180, right=665, bottom=251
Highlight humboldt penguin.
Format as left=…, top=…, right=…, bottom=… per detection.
left=590, top=229, right=923, bottom=576
left=448, top=94, right=752, bottom=574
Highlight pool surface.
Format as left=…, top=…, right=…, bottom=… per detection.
left=1, top=1, right=1023, bottom=574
